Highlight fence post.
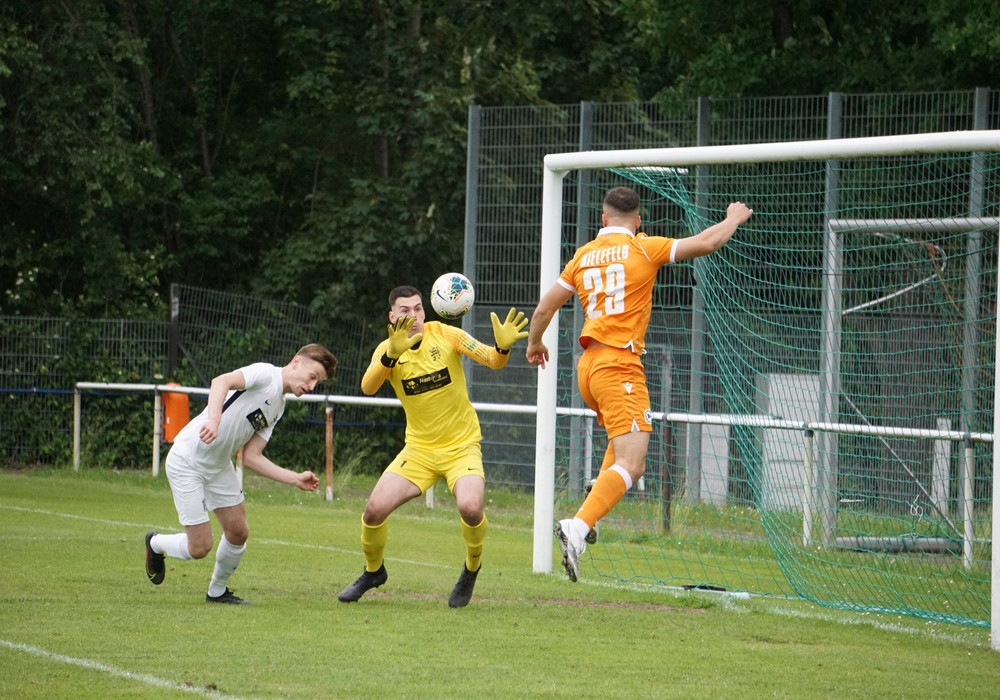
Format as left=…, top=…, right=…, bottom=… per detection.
left=325, top=402, right=334, bottom=502
left=152, top=389, right=162, bottom=477
left=73, top=389, right=81, bottom=471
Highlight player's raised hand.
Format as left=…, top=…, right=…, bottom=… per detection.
left=386, top=316, right=422, bottom=359
left=726, top=201, right=753, bottom=224
left=491, top=307, right=529, bottom=351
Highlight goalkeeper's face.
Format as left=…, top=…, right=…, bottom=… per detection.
left=389, top=294, right=425, bottom=337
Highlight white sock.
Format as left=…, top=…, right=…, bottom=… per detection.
left=153, top=532, right=193, bottom=560
left=207, top=535, right=246, bottom=597
left=570, top=517, right=590, bottom=539
left=609, top=464, right=634, bottom=490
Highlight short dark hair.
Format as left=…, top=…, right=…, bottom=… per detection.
left=603, top=186, right=640, bottom=215
left=388, top=285, right=422, bottom=307
left=296, top=343, right=337, bottom=378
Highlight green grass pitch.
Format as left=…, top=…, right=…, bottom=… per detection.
left=1, top=468, right=997, bottom=699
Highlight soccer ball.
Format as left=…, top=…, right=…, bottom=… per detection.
left=430, top=272, right=475, bottom=319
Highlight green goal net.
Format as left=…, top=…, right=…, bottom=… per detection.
left=537, top=133, right=1000, bottom=627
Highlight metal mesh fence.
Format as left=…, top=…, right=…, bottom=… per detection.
left=4, top=90, right=1000, bottom=503
left=465, top=89, right=1000, bottom=497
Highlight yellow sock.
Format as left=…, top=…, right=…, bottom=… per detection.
left=575, top=468, right=628, bottom=529
left=461, top=515, right=488, bottom=572
left=360, top=518, right=387, bottom=572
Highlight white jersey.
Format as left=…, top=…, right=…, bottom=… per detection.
left=168, top=363, right=286, bottom=474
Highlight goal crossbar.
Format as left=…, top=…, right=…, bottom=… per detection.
left=829, top=217, right=1000, bottom=233
left=543, top=130, right=1000, bottom=172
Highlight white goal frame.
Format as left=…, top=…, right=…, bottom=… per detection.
left=532, top=130, right=1000, bottom=648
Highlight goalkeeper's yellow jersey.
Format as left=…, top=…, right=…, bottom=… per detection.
left=362, top=321, right=509, bottom=451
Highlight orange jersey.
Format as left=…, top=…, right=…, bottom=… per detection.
left=559, top=226, right=676, bottom=354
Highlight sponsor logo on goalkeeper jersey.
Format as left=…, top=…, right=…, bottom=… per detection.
left=402, top=367, right=452, bottom=395
left=580, top=244, right=629, bottom=268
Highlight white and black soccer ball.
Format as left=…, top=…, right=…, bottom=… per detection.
left=430, top=272, right=475, bottom=319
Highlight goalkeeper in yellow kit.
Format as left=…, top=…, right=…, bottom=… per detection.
left=338, top=285, right=529, bottom=607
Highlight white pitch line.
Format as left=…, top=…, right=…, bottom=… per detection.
left=2, top=503, right=990, bottom=647
left=766, top=601, right=990, bottom=648
left=0, top=639, right=258, bottom=699
left=0, top=504, right=454, bottom=569
left=568, top=577, right=989, bottom=648
left=0, top=504, right=163, bottom=529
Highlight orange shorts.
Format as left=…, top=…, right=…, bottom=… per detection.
left=576, top=346, right=652, bottom=439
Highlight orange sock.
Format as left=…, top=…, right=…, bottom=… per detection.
left=575, top=466, right=630, bottom=529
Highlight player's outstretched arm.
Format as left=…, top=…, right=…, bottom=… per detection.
left=672, top=201, right=753, bottom=262
left=241, top=434, right=319, bottom=491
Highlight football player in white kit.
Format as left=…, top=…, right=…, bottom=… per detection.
left=145, top=343, right=337, bottom=604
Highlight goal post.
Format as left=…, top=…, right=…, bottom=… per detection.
left=533, top=130, right=1000, bottom=639
left=532, top=165, right=568, bottom=573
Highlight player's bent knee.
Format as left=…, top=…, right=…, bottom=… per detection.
left=362, top=504, right=391, bottom=525
left=458, top=505, right=484, bottom=525
left=188, top=541, right=213, bottom=559
left=361, top=508, right=376, bottom=524
left=225, top=523, right=249, bottom=545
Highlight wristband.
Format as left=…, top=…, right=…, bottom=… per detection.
left=381, top=354, right=398, bottom=368
left=495, top=345, right=510, bottom=355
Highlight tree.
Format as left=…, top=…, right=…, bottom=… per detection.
left=634, top=0, right=1000, bottom=102
left=2, top=0, right=997, bottom=328
left=0, top=0, right=168, bottom=317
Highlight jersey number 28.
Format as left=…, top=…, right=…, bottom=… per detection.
left=583, top=264, right=625, bottom=319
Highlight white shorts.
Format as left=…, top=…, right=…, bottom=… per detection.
left=164, top=451, right=245, bottom=526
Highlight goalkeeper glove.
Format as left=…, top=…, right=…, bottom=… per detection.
left=383, top=316, right=422, bottom=365
left=491, top=307, right=529, bottom=353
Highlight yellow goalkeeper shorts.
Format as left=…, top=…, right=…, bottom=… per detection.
left=385, top=442, right=484, bottom=494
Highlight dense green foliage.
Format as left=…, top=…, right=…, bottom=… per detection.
left=2, top=0, right=999, bottom=327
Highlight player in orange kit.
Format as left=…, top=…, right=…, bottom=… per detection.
left=525, top=186, right=752, bottom=581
